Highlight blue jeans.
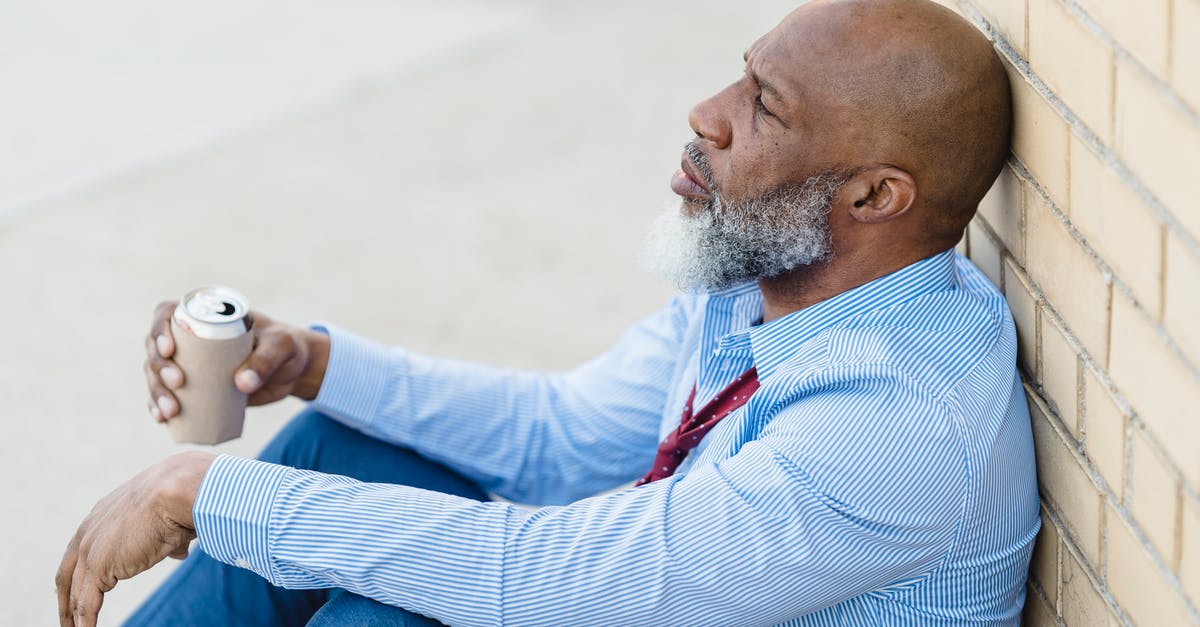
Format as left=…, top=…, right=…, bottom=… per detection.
left=124, top=408, right=490, bottom=626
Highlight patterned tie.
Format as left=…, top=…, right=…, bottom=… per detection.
left=636, top=367, right=760, bottom=486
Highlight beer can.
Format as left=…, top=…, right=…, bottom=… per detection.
left=167, top=286, right=255, bottom=445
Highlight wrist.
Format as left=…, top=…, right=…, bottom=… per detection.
left=158, top=451, right=216, bottom=529
left=293, top=329, right=330, bottom=401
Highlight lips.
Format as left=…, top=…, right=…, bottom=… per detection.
left=670, top=154, right=712, bottom=200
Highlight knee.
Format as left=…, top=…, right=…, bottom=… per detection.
left=256, top=407, right=347, bottom=468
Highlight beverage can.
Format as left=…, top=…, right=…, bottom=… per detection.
left=167, top=285, right=255, bottom=445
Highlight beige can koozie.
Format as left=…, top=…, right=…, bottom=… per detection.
left=167, top=310, right=255, bottom=445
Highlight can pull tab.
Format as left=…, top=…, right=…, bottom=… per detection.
left=191, top=294, right=236, bottom=319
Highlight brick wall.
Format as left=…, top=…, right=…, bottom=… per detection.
left=933, top=0, right=1200, bottom=624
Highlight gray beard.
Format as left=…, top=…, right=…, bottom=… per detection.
left=643, top=169, right=850, bottom=293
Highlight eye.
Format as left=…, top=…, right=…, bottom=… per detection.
left=754, top=93, right=774, bottom=119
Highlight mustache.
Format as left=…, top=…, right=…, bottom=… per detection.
left=684, top=141, right=718, bottom=193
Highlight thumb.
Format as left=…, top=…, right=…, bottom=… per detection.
left=234, top=369, right=263, bottom=394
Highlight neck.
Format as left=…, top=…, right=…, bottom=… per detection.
left=757, top=245, right=942, bottom=323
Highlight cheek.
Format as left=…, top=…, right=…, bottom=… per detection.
left=724, top=145, right=792, bottom=197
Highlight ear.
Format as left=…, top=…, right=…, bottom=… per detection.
left=842, top=167, right=917, bottom=224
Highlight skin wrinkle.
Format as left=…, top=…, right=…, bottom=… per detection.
left=666, top=0, right=1010, bottom=321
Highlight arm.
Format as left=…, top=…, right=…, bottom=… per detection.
left=145, top=296, right=692, bottom=505
left=193, top=375, right=968, bottom=626
left=308, top=297, right=692, bottom=505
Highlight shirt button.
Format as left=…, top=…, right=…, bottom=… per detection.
left=234, top=558, right=250, bottom=569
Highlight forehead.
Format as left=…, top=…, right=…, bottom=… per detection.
left=745, top=5, right=859, bottom=105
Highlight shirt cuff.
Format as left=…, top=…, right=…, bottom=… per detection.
left=193, top=454, right=291, bottom=583
left=308, top=322, right=401, bottom=432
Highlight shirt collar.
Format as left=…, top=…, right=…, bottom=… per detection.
left=709, top=248, right=958, bottom=381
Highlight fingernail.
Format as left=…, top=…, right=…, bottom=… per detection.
left=150, top=404, right=162, bottom=421
left=157, top=395, right=177, bottom=416
left=160, top=366, right=182, bottom=389
left=236, top=370, right=261, bottom=392
left=156, top=334, right=171, bottom=357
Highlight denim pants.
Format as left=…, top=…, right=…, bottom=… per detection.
left=124, top=408, right=491, bottom=626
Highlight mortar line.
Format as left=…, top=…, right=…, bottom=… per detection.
left=1006, top=158, right=1200, bottom=385
left=956, top=0, right=1200, bottom=261
left=1035, top=390, right=1200, bottom=622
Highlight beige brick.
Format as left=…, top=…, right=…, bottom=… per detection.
left=1061, top=550, right=1108, bottom=627
left=973, top=0, right=1028, bottom=56
left=1082, top=367, right=1125, bottom=493
left=1182, top=496, right=1200, bottom=604
left=1010, top=67, right=1069, bottom=209
left=1005, top=258, right=1040, bottom=377
left=1175, top=0, right=1200, bottom=112
left=1023, top=585, right=1058, bottom=627
left=1028, top=0, right=1114, bottom=142
left=1130, top=430, right=1180, bottom=560
left=1068, top=134, right=1163, bottom=319
left=1115, top=61, right=1200, bottom=238
left=1031, top=392, right=1102, bottom=563
left=968, top=219, right=1003, bottom=290
left=977, top=165, right=1024, bottom=263
left=1164, top=236, right=1200, bottom=371
left=1109, top=290, right=1200, bottom=486
left=1025, top=189, right=1110, bottom=365
left=1040, top=313, right=1080, bottom=436
left=1105, top=506, right=1194, bottom=626
left=1032, top=509, right=1060, bottom=605
left=1075, top=0, right=1169, bottom=77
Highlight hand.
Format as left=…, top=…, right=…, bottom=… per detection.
left=144, top=302, right=330, bottom=422
left=56, top=452, right=215, bottom=627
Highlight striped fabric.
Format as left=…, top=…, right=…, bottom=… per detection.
left=193, top=249, right=1041, bottom=626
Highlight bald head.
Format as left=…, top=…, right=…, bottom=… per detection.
left=751, top=0, right=1010, bottom=238
left=673, top=0, right=1011, bottom=303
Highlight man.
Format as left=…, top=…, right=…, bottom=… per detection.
left=57, top=0, right=1040, bottom=624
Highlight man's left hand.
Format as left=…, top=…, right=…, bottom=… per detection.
left=55, top=451, right=215, bottom=627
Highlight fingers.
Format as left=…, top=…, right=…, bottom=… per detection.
left=143, top=357, right=179, bottom=420
left=72, top=568, right=106, bottom=627
left=56, top=535, right=79, bottom=627
left=145, top=302, right=183, bottom=420
left=236, top=327, right=301, bottom=395
left=68, top=553, right=86, bottom=627
left=150, top=301, right=177, bottom=359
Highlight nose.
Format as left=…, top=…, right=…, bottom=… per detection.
left=687, top=88, right=733, bottom=150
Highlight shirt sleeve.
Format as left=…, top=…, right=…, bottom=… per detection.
left=193, top=370, right=968, bottom=627
left=306, top=297, right=689, bottom=505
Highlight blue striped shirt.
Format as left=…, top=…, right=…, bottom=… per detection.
left=194, top=249, right=1040, bottom=625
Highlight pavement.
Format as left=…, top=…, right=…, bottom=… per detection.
left=0, top=0, right=799, bottom=623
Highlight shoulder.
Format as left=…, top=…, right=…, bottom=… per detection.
left=820, top=256, right=1014, bottom=400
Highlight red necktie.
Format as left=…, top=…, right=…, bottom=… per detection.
left=636, top=367, right=760, bottom=486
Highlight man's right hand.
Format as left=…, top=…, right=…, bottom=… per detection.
left=143, top=301, right=331, bottom=423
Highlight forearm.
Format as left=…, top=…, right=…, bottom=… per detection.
left=309, top=324, right=666, bottom=504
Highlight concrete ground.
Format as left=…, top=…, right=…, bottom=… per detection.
left=0, top=0, right=798, bottom=623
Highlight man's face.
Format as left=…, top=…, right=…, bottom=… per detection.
left=675, top=12, right=841, bottom=211
left=646, top=12, right=853, bottom=293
